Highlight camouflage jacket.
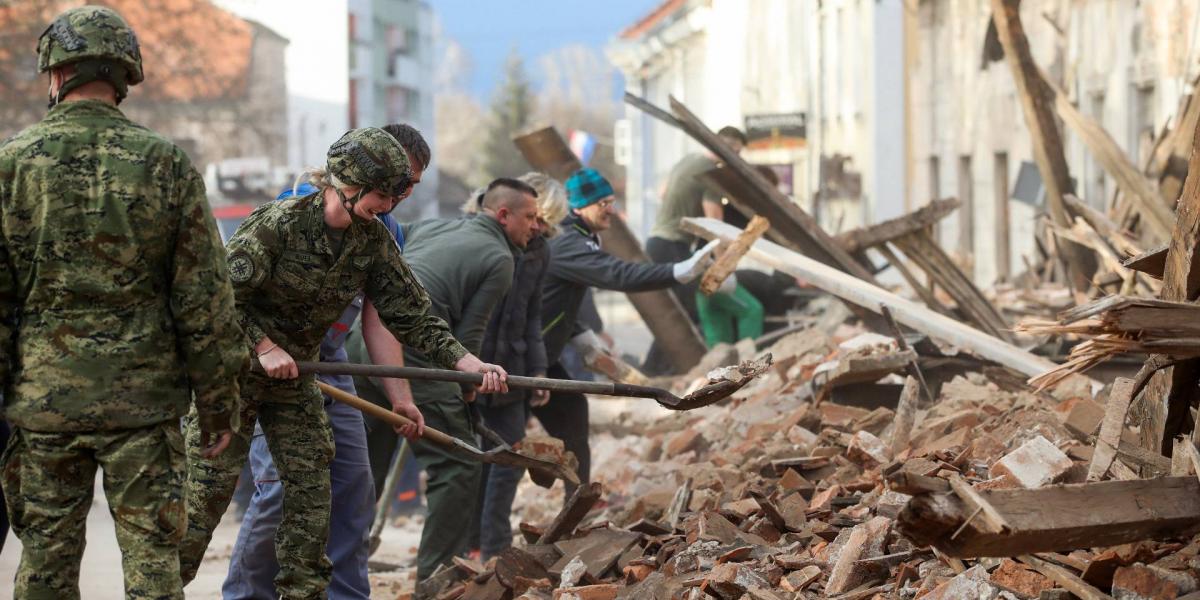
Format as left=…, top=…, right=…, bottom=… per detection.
left=0, top=100, right=248, bottom=433
left=226, top=193, right=468, bottom=387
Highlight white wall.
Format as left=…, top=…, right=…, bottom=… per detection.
left=910, top=0, right=1200, bottom=286
left=215, top=0, right=350, bottom=174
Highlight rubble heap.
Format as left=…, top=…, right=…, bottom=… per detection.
left=412, top=325, right=1200, bottom=600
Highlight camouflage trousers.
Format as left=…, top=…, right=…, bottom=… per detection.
left=1, top=422, right=187, bottom=599
left=180, top=376, right=335, bottom=600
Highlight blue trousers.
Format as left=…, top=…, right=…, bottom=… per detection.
left=222, top=374, right=375, bottom=599
left=474, top=400, right=528, bottom=559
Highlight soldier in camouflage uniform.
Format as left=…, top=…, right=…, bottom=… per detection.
left=0, top=6, right=248, bottom=599
left=180, top=127, right=508, bottom=599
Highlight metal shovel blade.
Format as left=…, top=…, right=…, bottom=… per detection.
left=313, top=381, right=577, bottom=488
left=444, top=438, right=579, bottom=487
left=655, top=353, right=774, bottom=410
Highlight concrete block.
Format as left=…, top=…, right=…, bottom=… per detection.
left=991, top=435, right=1074, bottom=488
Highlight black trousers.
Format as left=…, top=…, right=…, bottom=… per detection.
left=530, top=363, right=590, bottom=503
left=644, top=237, right=700, bottom=375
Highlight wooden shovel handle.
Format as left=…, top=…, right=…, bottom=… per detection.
left=315, top=381, right=457, bottom=447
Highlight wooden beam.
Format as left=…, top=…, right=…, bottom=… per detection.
left=683, top=217, right=1063, bottom=379
left=667, top=96, right=880, bottom=281
left=876, top=244, right=956, bottom=318
left=628, top=94, right=888, bottom=330
left=1046, top=73, right=1173, bottom=241
left=626, top=93, right=879, bottom=286
left=990, top=0, right=1091, bottom=291
left=835, top=198, right=962, bottom=254
left=1138, top=112, right=1200, bottom=453
left=897, top=476, right=1200, bottom=558
left=699, top=215, right=769, bottom=296
left=891, top=231, right=1013, bottom=342
left=512, top=127, right=708, bottom=373
left=1148, top=72, right=1200, bottom=206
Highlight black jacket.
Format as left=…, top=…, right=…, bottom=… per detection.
left=480, top=234, right=551, bottom=406
left=540, top=214, right=676, bottom=365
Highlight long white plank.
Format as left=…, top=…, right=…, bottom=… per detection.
left=683, top=217, right=1062, bottom=380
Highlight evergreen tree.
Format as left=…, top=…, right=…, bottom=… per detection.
left=480, top=48, right=535, bottom=183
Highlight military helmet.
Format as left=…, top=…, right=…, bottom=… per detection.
left=326, top=127, right=413, bottom=198
left=37, top=6, right=143, bottom=103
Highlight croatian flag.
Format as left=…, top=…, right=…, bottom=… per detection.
left=568, top=129, right=597, bottom=166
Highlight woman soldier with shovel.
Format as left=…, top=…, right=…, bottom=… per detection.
left=179, top=127, right=508, bottom=599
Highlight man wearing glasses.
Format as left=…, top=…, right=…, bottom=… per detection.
left=535, top=168, right=716, bottom=498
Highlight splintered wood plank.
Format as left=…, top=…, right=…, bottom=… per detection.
left=947, top=474, right=1011, bottom=535
left=836, top=198, right=962, bottom=253
left=699, top=215, right=770, bottom=295
left=683, top=217, right=1062, bottom=379
left=890, top=376, right=921, bottom=458
left=897, top=477, right=1200, bottom=558
left=1088, top=377, right=1136, bottom=481
left=538, top=482, right=603, bottom=544
left=1123, top=243, right=1169, bottom=280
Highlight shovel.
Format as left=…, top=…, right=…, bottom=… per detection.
left=293, top=353, right=772, bottom=411
left=315, top=381, right=579, bottom=487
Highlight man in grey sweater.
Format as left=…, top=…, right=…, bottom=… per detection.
left=384, top=178, right=540, bottom=584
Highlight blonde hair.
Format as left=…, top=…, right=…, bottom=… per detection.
left=460, top=172, right=567, bottom=238
left=519, top=172, right=568, bottom=238
left=460, top=185, right=489, bottom=215
left=290, top=167, right=351, bottom=198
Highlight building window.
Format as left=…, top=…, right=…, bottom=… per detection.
left=928, top=156, right=940, bottom=203
left=386, top=86, right=414, bottom=122
left=958, top=155, right=973, bottom=257
left=1086, top=93, right=1107, bottom=207
left=994, top=152, right=1010, bottom=281
left=348, top=13, right=357, bottom=43
left=1129, top=84, right=1156, bottom=164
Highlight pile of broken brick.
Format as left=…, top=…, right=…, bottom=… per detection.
left=414, top=324, right=1200, bottom=600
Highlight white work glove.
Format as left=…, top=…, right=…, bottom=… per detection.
left=568, top=329, right=605, bottom=355
left=672, top=239, right=721, bottom=284
left=716, top=272, right=738, bottom=295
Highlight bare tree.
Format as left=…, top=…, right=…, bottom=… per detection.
left=533, top=44, right=620, bottom=179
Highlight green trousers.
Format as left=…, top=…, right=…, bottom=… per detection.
left=409, top=379, right=481, bottom=582
left=2, top=422, right=186, bottom=599
left=695, top=284, right=765, bottom=347
left=180, top=376, right=335, bottom=600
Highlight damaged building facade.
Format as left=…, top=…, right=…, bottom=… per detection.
left=611, top=0, right=1200, bottom=288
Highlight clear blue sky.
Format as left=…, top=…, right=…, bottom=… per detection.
left=429, top=0, right=660, bottom=100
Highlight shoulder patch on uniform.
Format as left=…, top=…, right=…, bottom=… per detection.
left=228, top=251, right=256, bottom=283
